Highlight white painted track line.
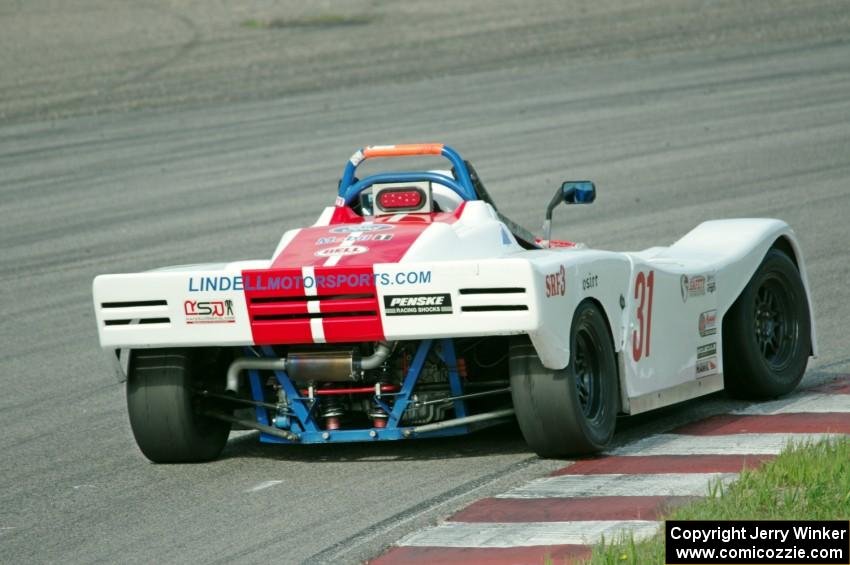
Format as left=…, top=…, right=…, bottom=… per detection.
left=611, top=433, right=842, bottom=456
left=733, top=393, right=850, bottom=415
left=245, top=480, right=284, bottom=493
left=398, top=520, right=660, bottom=548
left=495, top=472, right=738, bottom=499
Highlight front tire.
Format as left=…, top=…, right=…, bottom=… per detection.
left=127, top=349, right=231, bottom=463
left=510, top=301, right=619, bottom=457
left=723, top=248, right=811, bottom=399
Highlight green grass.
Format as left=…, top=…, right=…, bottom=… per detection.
left=579, top=437, right=850, bottom=565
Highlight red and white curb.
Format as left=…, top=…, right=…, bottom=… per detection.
left=370, top=376, right=850, bottom=565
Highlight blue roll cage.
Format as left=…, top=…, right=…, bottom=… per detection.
left=337, top=145, right=479, bottom=206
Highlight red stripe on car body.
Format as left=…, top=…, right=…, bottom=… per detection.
left=245, top=207, right=465, bottom=344
left=241, top=265, right=384, bottom=345
left=241, top=267, right=314, bottom=345
left=270, top=207, right=461, bottom=269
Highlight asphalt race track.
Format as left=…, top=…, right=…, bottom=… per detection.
left=2, top=2, right=850, bottom=563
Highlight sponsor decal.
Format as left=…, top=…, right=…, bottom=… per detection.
left=697, top=342, right=717, bottom=359
left=545, top=265, right=567, bottom=298
left=314, top=245, right=368, bottom=257
left=688, top=275, right=706, bottom=297
left=334, top=196, right=346, bottom=207
left=696, top=356, right=718, bottom=378
left=383, top=293, right=452, bottom=316
left=706, top=273, right=716, bottom=294
left=184, top=299, right=235, bottom=324
left=188, top=276, right=243, bottom=292
left=699, top=309, right=718, bottom=337
left=316, top=234, right=394, bottom=244
left=380, top=270, right=432, bottom=285
left=680, top=274, right=707, bottom=302
left=582, top=273, right=599, bottom=291
left=187, top=271, right=433, bottom=292
left=329, top=224, right=393, bottom=234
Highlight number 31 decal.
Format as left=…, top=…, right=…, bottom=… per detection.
left=632, top=270, right=655, bottom=362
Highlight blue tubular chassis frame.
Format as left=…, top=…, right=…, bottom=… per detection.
left=245, top=339, right=494, bottom=444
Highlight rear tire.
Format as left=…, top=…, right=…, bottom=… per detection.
left=723, top=248, right=811, bottom=399
left=127, top=349, right=231, bottom=463
left=510, top=301, right=619, bottom=457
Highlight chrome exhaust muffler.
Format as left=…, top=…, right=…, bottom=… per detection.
left=225, top=342, right=393, bottom=393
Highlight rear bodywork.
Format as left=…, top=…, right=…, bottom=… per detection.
left=93, top=144, right=817, bottom=444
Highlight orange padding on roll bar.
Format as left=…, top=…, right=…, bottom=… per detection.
left=363, top=144, right=444, bottom=158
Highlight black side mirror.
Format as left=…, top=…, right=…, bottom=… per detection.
left=561, top=181, right=596, bottom=204
left=543, top=181, right=596, bottom=243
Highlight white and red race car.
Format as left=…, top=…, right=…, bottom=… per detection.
left=93, top=144, right=816, bottom=463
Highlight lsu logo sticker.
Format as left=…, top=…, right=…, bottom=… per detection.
left=184, top=299, right=235, bottom=324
